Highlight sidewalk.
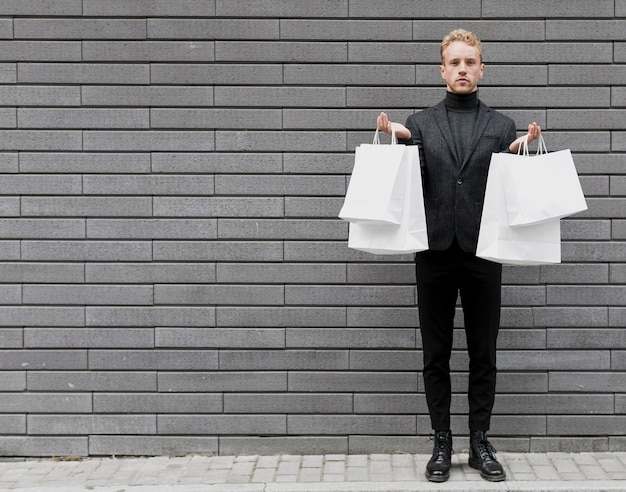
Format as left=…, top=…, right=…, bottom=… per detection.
left=1, top=452, right=625, bottom=492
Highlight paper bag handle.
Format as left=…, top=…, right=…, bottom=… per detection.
left=517, top=134, right=548, bottom=157
left=373, top=128, right=397, bottom=145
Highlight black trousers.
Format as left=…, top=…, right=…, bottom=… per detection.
left=415, top=240, right=502, bottom=432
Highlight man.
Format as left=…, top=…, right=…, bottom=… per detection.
left=376, top=29, right=541, bottom=483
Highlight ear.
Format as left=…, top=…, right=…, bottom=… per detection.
left=439, top=64, right=445, bottom=79
left=479, top=63, right=485, bottom=79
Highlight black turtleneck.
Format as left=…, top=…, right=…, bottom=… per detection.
left=444, top=91, right=479, bottom=164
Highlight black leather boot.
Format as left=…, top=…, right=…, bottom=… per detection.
left=469, top=430, right=506, bottom=482
left=425, top=430, right=453, bottom=482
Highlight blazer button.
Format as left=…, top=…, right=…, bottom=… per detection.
left=457, top=179, right=463, bottom=185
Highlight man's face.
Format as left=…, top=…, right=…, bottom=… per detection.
left=440, top=41, right=484, bottom=94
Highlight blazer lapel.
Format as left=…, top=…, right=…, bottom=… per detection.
left=433, top=101, right=460, bottom=166
left=460, top=102, right=493, bottom=171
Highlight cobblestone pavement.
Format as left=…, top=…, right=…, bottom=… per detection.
left=0, top=452, right=625, bottom=491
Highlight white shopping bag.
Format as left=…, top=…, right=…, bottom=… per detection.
left=347, top=143, right=428, bottom=255
left=500, top=135, right=587, bottom=226
left=476, top=152, right=561, bottom=265
left=339, top=129, right=412, bottom=225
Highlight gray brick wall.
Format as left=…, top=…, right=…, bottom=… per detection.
left=0, top=1, right=624, bottom=457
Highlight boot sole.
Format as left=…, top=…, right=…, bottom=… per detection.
left=469, top=459, right=506, bottom=482
left=425, top=470, right=450, bottom=482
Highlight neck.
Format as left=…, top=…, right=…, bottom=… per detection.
left=445, top=90, right=479, bottom=110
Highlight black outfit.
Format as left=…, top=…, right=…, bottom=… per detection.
left=403, top=91, right=517, bottom=432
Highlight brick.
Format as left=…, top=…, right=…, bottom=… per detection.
left=220, top=350, right=348, bottom=371
left=84, top=175, right=214, bottom=195
left=288, top=372, right=417, bottom=392
left=0, top=372, right=25, bottom=391
left=286, top=328, right=415, bottom=348
left=286, top=285, right=414, bottom=306
left=549, top=416, right=626, bottom=436
left=89, top=350, right=218, bottom=371
left=24, top=328, right=154, bottom=348
left=0, top=108, right=16, bottom=128
left=0, top=285, right=21, bottom=305
left=0, top=307, right=84, bottom=327
left=281, top=19, right=411, bottom=40
left=151, top=64, right=282, bottom=85
left=614, top=132, right=626, bottom=151
left=0, top=64, right=16, bottom=83
left=561, top=220, right=611, bottom=241
left=354, top=394, right=419, bottom=414
left=0, top=350, right=86, bottom=370
left=22, top=241, right=151, bottom=262
left=86, top=307, right=216, bottom=327
left=0, top=175, right=81, bottom=195
left=548, top=328, right=626, bottom=349
left=502, top=286, right=546, bottom=306
left=86, top=263, right=215, bottom=284
left=217, top=131, right=346, bottom=152
left=0, top=20, right=10, bottom=39
left=284, top=153, right=354, bottom=174
left=217, top=307, right=345, bottom=327
left=616, top=43, right=626, bottom=63
left=0, top=393, right=91, bottom=413
left=215, top=175, right=345, bottom=196
left=151, top=152, right=282, bottom=174
left=83, top=131, right=213, bottom=152
left=84, top=86, right=213, bottom=107
left=0, top=219, right=84, bottom=238
left=22, top=197, right=152, bottom=217
left=27, top=371, right=157, bottom=392
left=498, top=329, right=546, bottom=350
left=216, top=41, right=346, bottom=62
left=153, top=198, right=283, bottom=218
left=14, top=19, right=146, bottom=39
left=547, top=394, right=615, bottom=415
left=497, top=350, right=610, bottom=371
left=154, top=285, right=284, bottom=305
left=548, top=110, right=626, bottom=130
left=156, top=327, right=284, bottom=349
left=284, top=64, right=414, bottom=86
left=285, top=197, right=344, bottom=218
left=159, top=415, right=285, bottom=435
left=284, top=241, right=412, bottom=262
left=548, top=286, right=626, bottom=305
left=224, top=393, right=352, bottom=414
left=151, top=109, right=282, bottom=130
left=0, top=197, right=19, bottom=216
left=153, top=241, right=283, bottom=262
left=0, top=130, right=82, bottom=151
left=0, top=437, right=87, bottom=457
left=611, top=263, right=626, bottom=282
left=89, top=436, right=217, bottom=457
left=0, top=328, right=23, bottom=348
left=534, top=307, right=608, bottom=327
left=0, top=153, right=18, bottom=172
left=549, top=372, right=626, bottom=392
left=0, top=415, right=25, bottom=434
left=611, top=308, right=626, bottom=327
left=482, top=87, right=610, bottom=108
left=0, top=86, right=80, bottom=106
left=218, top=219, right=347, bottom=240
left=350, top=350, right=421, bottom=371
left=18, top=108, right=149, bottom=129
left=413, top=20, right=545, bottom=41
left=288, top=415, right=416, bottom=435
left=217, top=263, right=346, bottom=284
left=0, top=41, right=81, bottom=61
left=217, top=1, right=347, bottom=17
left=283, top=109, right=408, bottom=130
left=215, top=87, right=344, bottom=108
left=483, top=0, right=614, bottom=17
left=489, top=416, right=547, bottom=436
left=94, top=393, right=222, bottom=413
left=149, top=19, right=277, bottom=39
left=19, top=152, right=151, bottom=173
left=346, top=87, right=449, bottom=109
left=158, top=372, right=287, bottom=392
left=562, top=241, right=626, bottom=262
left=348, top=43, right=438, bottom=64
left=83, top=41, right=215, bottom=62
left=612, top=352, right=626, bottom=370
left=18, top=63, right=150, bottom=84
left=0, top=242, right=24, bottom=260
left=348, top=0, right=480, bottom=18
left=83, top=0, right=216, bottom=16
left=23, top=285, right=153, bottom=306
left=551, top=65, right=626, bottom=86
left=28, top=415, right=156, bottom=435
left=87, top=219, right=217, bottom=240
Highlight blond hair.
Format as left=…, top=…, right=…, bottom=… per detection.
left=440, top=29, right=483, bottom=63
